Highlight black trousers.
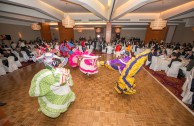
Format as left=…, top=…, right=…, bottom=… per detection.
left=2, top=59, right=8, bottom=67
left=191, top=78, right=194, bottom=104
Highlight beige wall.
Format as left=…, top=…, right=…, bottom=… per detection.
left=50, top=28, right=60, bottom=41
left=74, top=29, right=95, bottom=40
left=172, top=23, right=194, bottom=44
left=120, top=29, right=146, bottom=40
left=165, top=26, right=176, bottom=43
left=0, top=23, right=41, bottom=43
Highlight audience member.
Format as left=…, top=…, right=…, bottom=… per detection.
left=168, top=52, right=182, bottom=68
left=185, top=51, right=194, bottom=59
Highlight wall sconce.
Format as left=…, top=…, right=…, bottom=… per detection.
left=18, top=32, right=22, bottom=38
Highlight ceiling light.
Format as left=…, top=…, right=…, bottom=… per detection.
left=95, top=28, right=101, bottom=33
left=49, top=22, right=58, bottom=25
left=75, top=22, right=106, bottom=25
left=115, top=27, right=121, bottom=33
left=97, top=35, right=100, bottom=38
left=74, top=28, right=94, bottom=30
left=150, top=18, right=167, bottom=30
left=31, top=23, right=41, bottom=30
left=77, top=28, right=83, bottom=32
left=62, top=15, right=75, bottom=28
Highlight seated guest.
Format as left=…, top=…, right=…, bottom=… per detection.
left=135, top=44, right=139, bottom=52
left=3, top=50, right=18, bottom=62
left=186, top=59, right=194, bottom=71
left=106, top=43, right=113, bottom=54
left=173, top=45, right=180, bottom=50
left=168, top=52, right=182, bottom=68
left=180, top=49, right=186, bottom=56
left=15, top=46, right=23, bottom=58
left=19, top=41, right=25, bottom=48
left=156, top=49, right=161, bottom=56
left=10, top=41, right=17, bottom=50
left=176, top=49, right=181, bottom=58
left=0, top=45, right=5, bottom=54
left=161, top=48, right=167, bottom=55
left=21, top=45, right=33, bottom=58
left=184, top=51, right=194, bottom=59
left=153, top=43, right=159, bottom=50
left=147, top=49, right=155, bottom=66
left=25, top=43, right=32, bottom=51
left=185, top=46, right=191, bottom=52
left=179, top=59, right=194, bottom=77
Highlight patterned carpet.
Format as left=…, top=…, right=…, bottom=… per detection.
left=19, top=61, right=34, bottom=69
left=144, top=66, right=185, bottom=100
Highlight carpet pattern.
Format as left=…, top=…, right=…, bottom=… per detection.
left=19, top=61, right=34, bottom=69
left=144, top=66, right=185, bottom=100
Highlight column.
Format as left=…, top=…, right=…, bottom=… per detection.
left=40, top=23, right=52, bottom=41
left=58, top=22, right=74, bottom=42
left=165, top=26, right=176, bottom=43
left=106, top=22, right=112, bottom=43
left=144, top=24, right=168, bottom=44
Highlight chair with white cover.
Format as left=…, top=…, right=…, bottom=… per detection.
left=0, top=59, right=6, bottom=76
left=4, top=56, right=18, bottom=72
left=145, top=59, right=151, bottom=66
left=78, top=45, right=83, bottom=52
left=106, top=45, right=113, bottom=54
left=166, top=48, right=172, bottom=56
left=21, top=51, right=29, bottom=62
left=113, top=46, right=116, bottom=54
left=166, top=61, right=182, bottom=78
left=120, top=49, right=125, bottom=55
left=15, top=60, right=22, bottom=67
left=132, top=45, right=136, bottom=52
left=102, top=47, right=106, bottom=53
left=149, top=56, right=160, bottom=71
left=158, top=57, right=170, bottom=71
left=12, top=51, right=25, bottom=62
left=134, top=48, right=140, bottom=56
left=88, top=45, right=94, bottom=53
left=181, top=68, right=194, bottom=104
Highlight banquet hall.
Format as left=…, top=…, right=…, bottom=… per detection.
left=0, top=0, right=194, bottom=125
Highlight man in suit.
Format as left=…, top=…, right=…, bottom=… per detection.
left=147, top=49, right=155, bottom=66
left=186, top=59, right=194, bottom=71
left=168, top=52, right=182, bottom=68
left=176, top=49, right=181, bottom=58
left=185, top=51, right=194, bottom=59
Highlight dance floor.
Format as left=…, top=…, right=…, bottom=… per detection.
left=0, top=54, right=194, bottom=126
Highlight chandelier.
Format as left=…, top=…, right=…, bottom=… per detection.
left=115, top=27, right=121, bottom=33
left=62, top=15, right=75, bottom=28
left=31, top=23, right=41, bottom=30
left=95, top=28, right=101, bottom=33
left=150, top=18, right=167, bottom=30
left=77, top=28, right=83, bottom=32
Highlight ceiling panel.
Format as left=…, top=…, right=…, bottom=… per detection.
left=114, top=0, right=129, bottom=9
left=133, top=0, right=192, bottom=13
left=98, top=0, right=108, bottom=6
left=40, top=0, right=90, bottom=13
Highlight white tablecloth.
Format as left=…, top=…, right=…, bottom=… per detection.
left=156, top=56, right=189, bottom=71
